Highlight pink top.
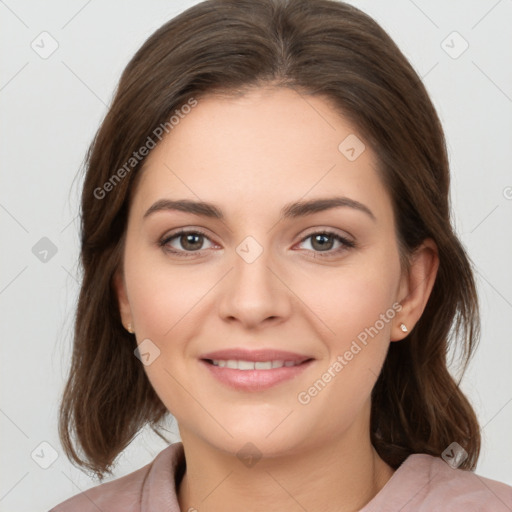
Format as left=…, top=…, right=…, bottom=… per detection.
left=50, top=442, right=512, bottom=511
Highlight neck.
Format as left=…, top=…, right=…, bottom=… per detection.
left=177, top=418, right=394, bottom=512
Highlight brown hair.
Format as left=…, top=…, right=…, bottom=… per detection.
left=59, top=0, right=481, bottom=480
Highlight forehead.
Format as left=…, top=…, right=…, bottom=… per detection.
left=130, top=87, right=391, bottom=223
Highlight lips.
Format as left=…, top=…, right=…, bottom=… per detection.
left=199, top=348, right=315, bottom=391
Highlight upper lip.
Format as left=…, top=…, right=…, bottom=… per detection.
left=200, top=348, right=313, bottom=364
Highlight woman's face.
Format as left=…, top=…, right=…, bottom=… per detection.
left=116, top=87, right=409, bottom=457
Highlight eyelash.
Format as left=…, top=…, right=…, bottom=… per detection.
left=158, top=228, right=356, bottom=259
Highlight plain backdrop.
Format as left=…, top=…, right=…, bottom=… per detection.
left=1, top=0, right=511, bottom=510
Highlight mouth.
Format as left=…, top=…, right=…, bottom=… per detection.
left=203, top=358, right=310, bottom=370
left=199, top=349, right=315, bottom=391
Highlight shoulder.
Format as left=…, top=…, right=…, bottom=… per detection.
left=364, top=453, right=512, bottom=512
left=48, top=461, right=152, bottom=512
left=419, top=454, right=512, bottom=510
left=49, top=442, right=184, bottom=512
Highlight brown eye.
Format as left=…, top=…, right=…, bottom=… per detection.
left=178, top=232, right=204, bottom=251
left=159, top=229, right=214, bottom=256
left=310, top=233, right=335, bottom=251
left=298, top=231, right=355, bottom=256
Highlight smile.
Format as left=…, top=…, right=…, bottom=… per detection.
left=201, top=358, right=314, bottom=391
left=208, top=359, right=302, bottom=370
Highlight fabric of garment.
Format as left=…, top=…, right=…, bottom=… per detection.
left=49, top=441, right=512, bottom=511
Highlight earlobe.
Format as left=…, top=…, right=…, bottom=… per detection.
left=392, top=238, right=439, bottom=341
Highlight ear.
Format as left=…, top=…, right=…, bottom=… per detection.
left=113, top=268, right=133, bottom=332
left=392, top=238, right=439, bottom=341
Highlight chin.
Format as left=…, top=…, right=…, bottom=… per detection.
left=183, top=409, right=316, bottom=461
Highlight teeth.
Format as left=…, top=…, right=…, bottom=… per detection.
left=210, top=359, right=299, bottom=370
left=239, top=360, right=255, bottom=370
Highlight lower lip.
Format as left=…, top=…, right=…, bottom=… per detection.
left=200, top=359, right=314, bottom=391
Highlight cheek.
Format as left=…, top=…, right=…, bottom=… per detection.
left=293, top=250, right=400, bottom=406
left=295, top=278, right=397, bottom=435
left=125, top=244, right=202, bottom=339
left=125, top=261, right=197, bottom=417
left=296, top=253, right=400, bottom=349
left=124, top=248, right=213, bottom=409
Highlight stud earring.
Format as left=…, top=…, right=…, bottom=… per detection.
left=126, top=323, right=134, bottom=334
left=399, top=323, right=408, bottom=333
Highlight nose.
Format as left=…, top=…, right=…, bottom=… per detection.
left=217, top=240, right=293, bottom=329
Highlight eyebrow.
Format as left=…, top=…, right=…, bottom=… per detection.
left=143, top=196, right=376, bottom=222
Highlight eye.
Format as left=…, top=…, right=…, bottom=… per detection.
left=159, top=229, right=215, bottom=257
left=159, top=228, right=356, bottom=258
left=296, top=230, right=355, bottom=257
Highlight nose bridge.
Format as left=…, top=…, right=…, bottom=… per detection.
left=218, top=233, right=291, bottom=326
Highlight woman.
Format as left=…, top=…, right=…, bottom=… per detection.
left=50, top=0, right=512, bottom=510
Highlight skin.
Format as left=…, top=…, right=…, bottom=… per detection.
left=114, top=86, right=439, bottom=512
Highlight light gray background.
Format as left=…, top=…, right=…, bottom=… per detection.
left=1, top=1, right=511, bottom=510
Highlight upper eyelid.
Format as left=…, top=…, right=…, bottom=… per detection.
left=162, top=227, right=216, bottom=244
